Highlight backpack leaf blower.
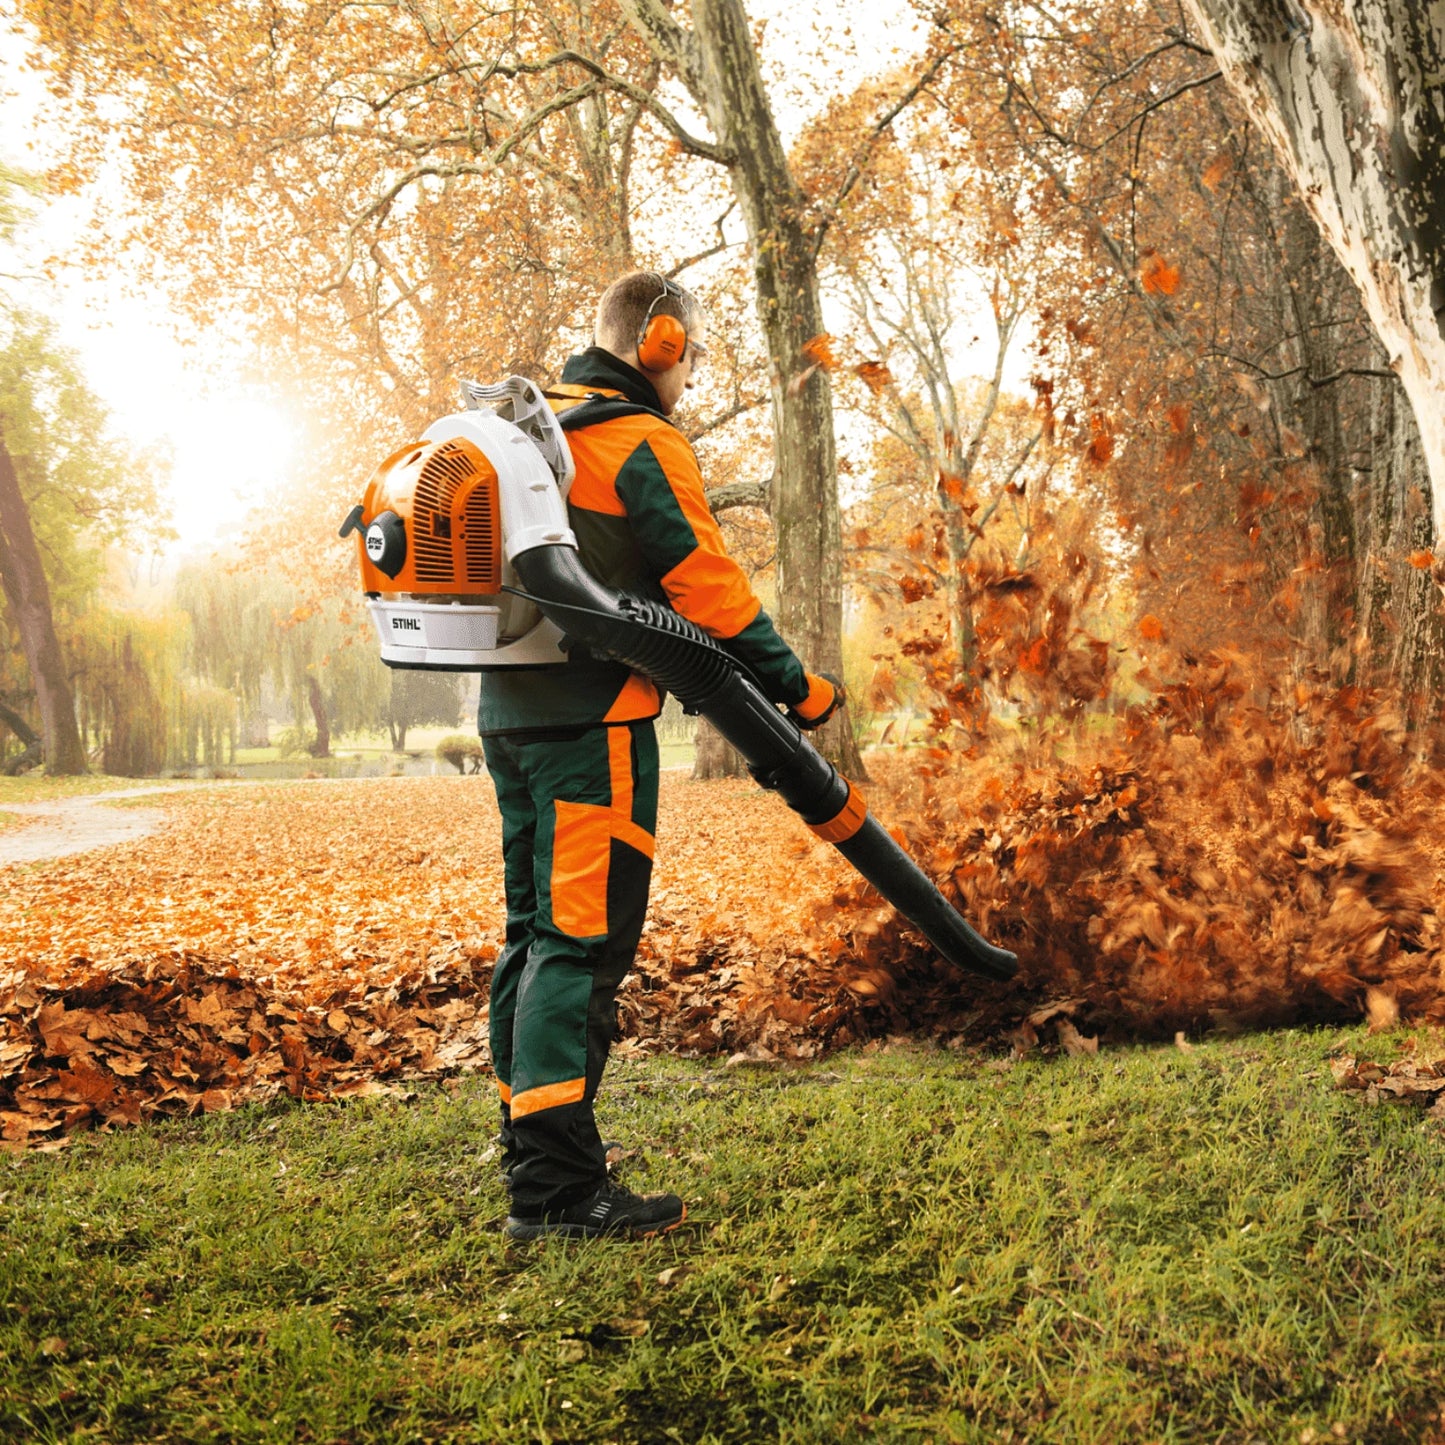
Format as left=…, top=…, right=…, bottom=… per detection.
left=342, top=377, right=1017, bottom=983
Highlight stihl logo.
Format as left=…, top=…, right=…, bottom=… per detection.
left=392, top=617, right=422, bottom=632
left=365, top=529, right=386, bottom=561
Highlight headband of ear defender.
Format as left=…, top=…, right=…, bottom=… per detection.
left=636, top=274, right=689, bottom=373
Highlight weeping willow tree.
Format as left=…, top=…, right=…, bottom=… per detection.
left=177, top=562, right=393, bottom=757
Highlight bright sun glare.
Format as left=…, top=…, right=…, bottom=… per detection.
left=55, top=292, right=302, bottom=560
left=2, top=46, right=302, bottom=566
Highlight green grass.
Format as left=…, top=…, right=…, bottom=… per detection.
left=658, top=740, right=696, bottom=770
left=0, top=775, right=155, bottom=807
left=3, top=1029, right=1442, bottom=1443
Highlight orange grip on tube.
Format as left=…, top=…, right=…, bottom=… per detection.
left=808, top=781, right=869, bottom=844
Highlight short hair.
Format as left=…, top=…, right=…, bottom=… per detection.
left=594, top=271, right=702, bottom=357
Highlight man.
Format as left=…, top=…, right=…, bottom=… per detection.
left=481, top=271, right=841, bottom=1240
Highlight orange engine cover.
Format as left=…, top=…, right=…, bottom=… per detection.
left=357, top=435, right=502, bottom=596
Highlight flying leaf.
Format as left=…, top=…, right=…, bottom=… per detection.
left=1201, top=154, right=1232, bottom=190
left=1140, top=253, right=1180, bottom=296
left=785, top=362, right=821, bottom=397
left=1407, top=550, right=1435, bottom=569
left=854, top=360, right=893, bottom=394
left=1233, top=372, right=1272, bottom=412
left=1138, top=614, right=1165, bottom=641
left=1086, top=416, right=1114, bottom=466
left=802, top=334, right=839, bottom=370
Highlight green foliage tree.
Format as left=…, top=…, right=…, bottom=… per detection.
left=0, top=308, right=170, bottom=774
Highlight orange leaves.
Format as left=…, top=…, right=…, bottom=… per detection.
left=1085, top=415, right=1115, bottom=466
left=790, top=338, right=897, bottom=399
left=1137, top=614, right=1165, bottom=642
left=1017, top=636, right=1050, bottom=675
left=898, top=574, right=936, bottom=604
left=1332, top=1053, right=1445, bottom=1114
left=802, top=334, right=839, bottom=370
left=1407, top=550, right=1436, bottom=570
left=1201, top=154, right=1233, bottom=191
left=937, top=470, right=970, bottom=506
left=0, top=775, right=892, bottom=1143
left=1139, top=252, right=1181, bottom=296
left=1163, top=402, right=1195, bottom=469
left=853, top=360, right=894, bottom=394
left=787, top=334, right=838, bottom=397
left=1238, top=479, right=1277, bottom=513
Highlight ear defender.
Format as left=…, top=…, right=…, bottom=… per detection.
left=636, top=276, right=688, bottom=372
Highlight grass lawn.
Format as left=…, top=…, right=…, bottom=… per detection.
left=0, top=775, right=160, bottom=808
left=3, top=1027, right=1442, bottom=1443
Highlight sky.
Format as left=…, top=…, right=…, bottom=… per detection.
left=1, top=37, right=307, bottom=566
left=0, top=3, right=995, bottom=565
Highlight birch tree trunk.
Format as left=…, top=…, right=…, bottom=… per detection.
left=620, top=0, right=862, bottom=774
left=0, top=425, right=87, bottom=775
left=1184, top=0, right=1445, bottom=569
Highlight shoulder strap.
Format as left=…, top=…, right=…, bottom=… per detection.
left=546, top=387, right=664, bottom=433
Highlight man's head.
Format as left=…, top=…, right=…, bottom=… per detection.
left=593, top=271, right=708, bottom=415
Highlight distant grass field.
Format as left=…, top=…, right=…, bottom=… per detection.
left=4, top=1027, right=1442, bottom=1443
left=0, top=775, right=167, bottom=807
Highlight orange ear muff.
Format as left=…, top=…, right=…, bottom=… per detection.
left=637, top=313, right=687, bottom=372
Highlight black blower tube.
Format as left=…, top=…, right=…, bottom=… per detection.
left=511, top=545, right=1017, bottom=982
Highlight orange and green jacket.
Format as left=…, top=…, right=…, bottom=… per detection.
left=477, top=348, right=809, bottom=737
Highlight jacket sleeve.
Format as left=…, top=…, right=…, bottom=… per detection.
left=614, top=425, right=809, bottom=707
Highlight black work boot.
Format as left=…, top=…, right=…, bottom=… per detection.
left=505, top=1180, right=686, bottom=1240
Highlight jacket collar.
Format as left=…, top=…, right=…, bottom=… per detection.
left=560, top=347, right=666, bottom=416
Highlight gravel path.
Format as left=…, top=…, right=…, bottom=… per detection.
left=0, top=787, right=182, bottom=866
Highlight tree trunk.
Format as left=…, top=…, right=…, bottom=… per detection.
left=307, top=673, right=331, bottom=758
left=1271, top=196, right=1359, bottom=674
left=621, top=0, right=863, bottom=776
left=1355, top=361, right=1445, bottom=713
left=1185, top=0, right=1445, bottom=561
left=0, top=697, right=42, bottom=775
left=692, top=718, right=747, bottom=779
left=0, top=424, right=88, bottom=775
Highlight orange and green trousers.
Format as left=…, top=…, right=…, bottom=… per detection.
left=483, top=720, right=658, bottom=1212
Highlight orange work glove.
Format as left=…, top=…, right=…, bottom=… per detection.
left=790, top=672, right=846, bottom=730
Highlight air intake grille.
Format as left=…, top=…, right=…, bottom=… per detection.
left=462, top=477, right=501, bottom=591
left=413, top=442, right=479, bottom=583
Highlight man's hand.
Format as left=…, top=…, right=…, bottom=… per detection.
left=790, top=672, right=846, bottom=730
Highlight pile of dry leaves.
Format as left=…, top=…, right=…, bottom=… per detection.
left=839, top=666, right=1445, bottom=1048
left=3, top=667, right=1444, bottom=1148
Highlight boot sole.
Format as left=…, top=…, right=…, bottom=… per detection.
left=505, top=1204, right=686, bottom=1241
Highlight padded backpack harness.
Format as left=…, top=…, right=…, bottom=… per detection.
left=543, top=384, right=660, bottom=434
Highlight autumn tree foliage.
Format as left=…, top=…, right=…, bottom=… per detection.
left=22, top=0, right=658, bottom=437
left=909, top=0, right=1444, bottom=714
left=20, top=0, right=985, bottom=775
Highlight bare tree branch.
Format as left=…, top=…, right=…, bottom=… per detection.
left=810, top=44, right=961, bottom=256
left=705, top=476, right=771, bottom=514
left=617, top=0, right=706, bottom=94
left=490, top=49, right=731, bottom=162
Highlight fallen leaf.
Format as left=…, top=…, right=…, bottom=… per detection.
left=1056, top=1019, right=1099, bottom=1057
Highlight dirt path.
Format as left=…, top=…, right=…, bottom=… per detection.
left=0, top=787, right=182, bottom=866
